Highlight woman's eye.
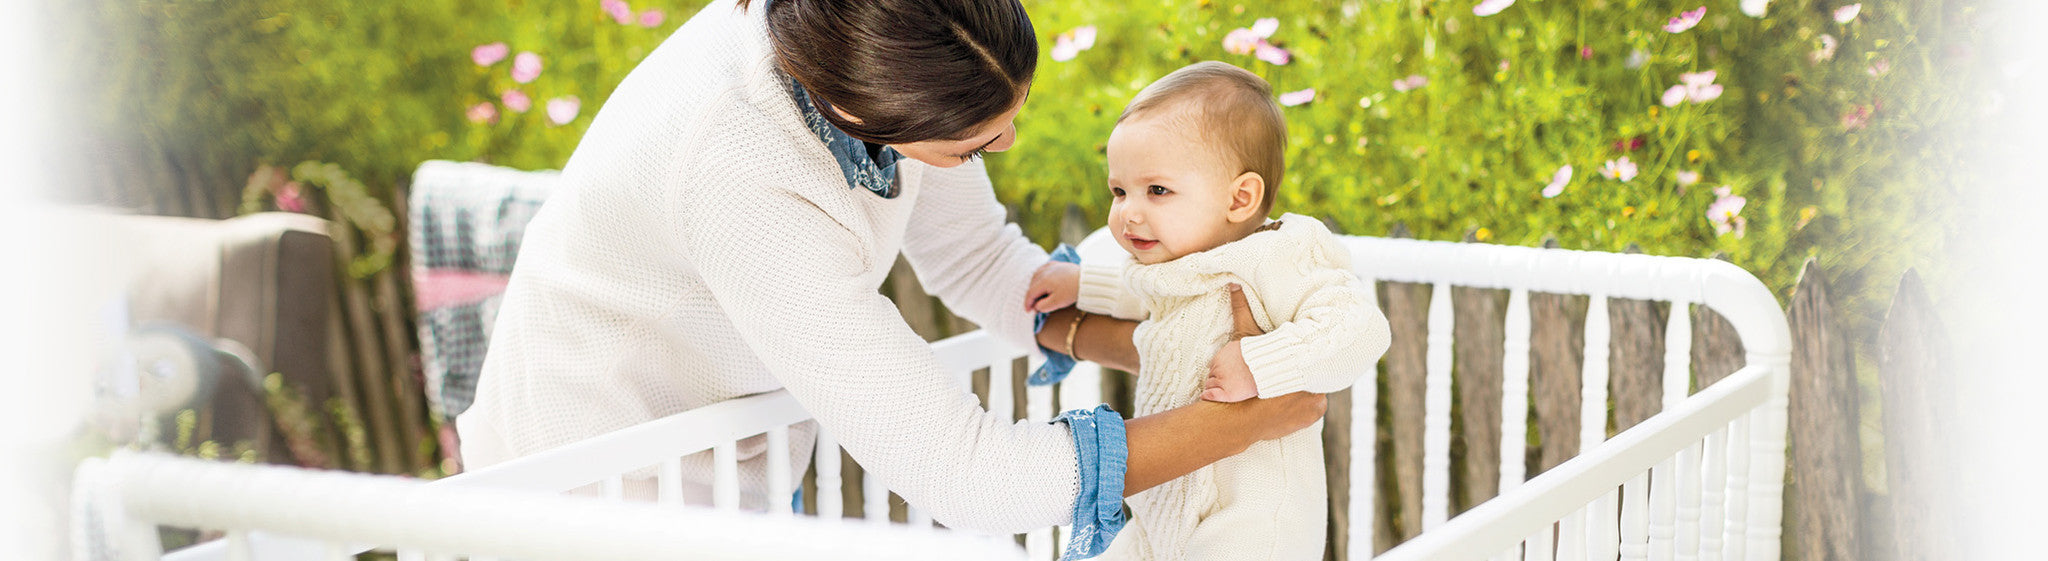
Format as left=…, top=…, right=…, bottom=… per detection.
left=1148, top=185, right=1171, bottom=196
left=955, top=149, right=987, bottom=163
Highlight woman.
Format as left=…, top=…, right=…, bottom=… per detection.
left=456, top=0, right=1325, bottom=555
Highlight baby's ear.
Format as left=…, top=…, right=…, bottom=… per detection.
left=1226, top=171, right=1266, bottom=224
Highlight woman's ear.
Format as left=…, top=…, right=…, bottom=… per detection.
left=1226, top=171, right=1267, bottom=224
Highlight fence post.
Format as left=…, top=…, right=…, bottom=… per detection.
left=1782, top=259, right=1867, bottom=561
left=1450, top=231, right=1506, bottom=514
left=1876, top=270, right=1953, bottom=561
left=1609, top=244, right=1666, bottom=434
left=1375, top=224, right=1430, bottom=552
left=1529, top=238, right=1586, bottom=477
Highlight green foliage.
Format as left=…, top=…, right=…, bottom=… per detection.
left=82, top=0, right=1978, bottom=339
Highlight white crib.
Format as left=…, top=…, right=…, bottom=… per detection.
left=79, top=229, right=1790, bottom=561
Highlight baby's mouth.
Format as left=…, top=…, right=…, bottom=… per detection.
left=1126, top=235, right=1159, bottom=251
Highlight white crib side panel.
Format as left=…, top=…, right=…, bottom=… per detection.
left=1422, top=282, right=1455, bottom=530
left=1501, top=289, right=1532, bottom=495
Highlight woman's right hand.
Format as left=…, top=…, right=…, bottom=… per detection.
left=1211, top=284, right=1326, bottom=441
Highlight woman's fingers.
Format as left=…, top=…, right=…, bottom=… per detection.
left=1227, top=283, right=1263, bottom=339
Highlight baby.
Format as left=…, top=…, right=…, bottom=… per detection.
left=1027, top=61, right=1392, bottom=560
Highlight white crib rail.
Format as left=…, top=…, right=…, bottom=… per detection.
left=77, top=451, right=1024, bottom=561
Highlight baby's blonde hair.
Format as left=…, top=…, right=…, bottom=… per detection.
left=1116, top=61, right=1288, bottom=213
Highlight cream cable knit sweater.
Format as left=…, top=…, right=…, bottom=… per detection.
left=458, top=0, right=1080, bottom=533
left=1077, top=215, right=1392, bottom=560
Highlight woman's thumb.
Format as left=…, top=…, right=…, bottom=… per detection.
left=1227, top=284, right=1262, bottom=339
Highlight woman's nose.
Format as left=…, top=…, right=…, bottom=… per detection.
left=987, top=124, right=1017, bottom=153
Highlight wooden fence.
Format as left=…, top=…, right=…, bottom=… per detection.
left=865, top=217, right=1944, bottom=561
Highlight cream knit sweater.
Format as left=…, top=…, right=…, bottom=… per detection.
left=1078, top=215, right=1392, bottom=560
left=457, top=0, right=1081, bottom=533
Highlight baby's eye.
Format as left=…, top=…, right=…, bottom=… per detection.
left=1111, top=187, right=1126, bottom=198
left=1148, top=185, right=1171, bottom=196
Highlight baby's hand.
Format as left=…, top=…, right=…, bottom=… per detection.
left=1026, top=261, right=1081, bottom=313
left=1201, top=339, right=1259, bottom=402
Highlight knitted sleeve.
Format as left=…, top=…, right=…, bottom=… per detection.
left=1239, top=262, right=1392, bottom=398
left=1076, top=261, right=1148, bottom=321
left=898, top=159, right=1050, bottom=352
left=677, top=178, right=1083, bottom=533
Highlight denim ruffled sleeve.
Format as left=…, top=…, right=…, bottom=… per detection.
left=1056, top=405, right=1127, bottom=560
left=1029, top=244, right=1083, bottom=386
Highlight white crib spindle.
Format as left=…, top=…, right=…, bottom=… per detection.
left=325, top=542, right=352, bottom=561
left=1722, top=417, right=1751, bottom=561
left=1746, top=366, right=1792, bottom=561
left=768, top=426, right=793, bottom=516
left=1580, top=295, right=1612, bottom=451
left=1026, top=371, right=1055, bottom=555
left=1675, top=441, right=1704, bottom=561
left=713, top=441, right=741, bottom=511
left=395, top=549, right=421, bottom=561
left=426, top=553, right=454, bottom=561
left=1664, top=303, right=1694, bottom=406
left=989, top=358, right=1016, bottom=423
left=1058, top=362, right=1104, bottom=416
left=1500, top=288, right=1532, bottom=494
left=1556, top=507, right=1586, bottom=561
left=1422, top=282, right=1455, bottom=530
left=1621, top=471, right=1651, bottom=561
left=1650, top=458, right=1676, bottom=561
left=1349, top=334, right=1379, bottom=561
left=1699, top=428, right=1729, bottom=560
left=1588, top=489, right=1620, bottom=561
left=228, top=531, right=253, bottom=561
left=659, top=458, right=684, bottom=507
left=601, top=475, right=624, bottom=500
left=815, top=431, right=843, bottom=519
left=864, top=460, right=889, bottom=524
left=1525, top=525, right=1556, bottom=561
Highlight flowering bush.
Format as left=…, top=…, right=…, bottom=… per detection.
left=78, top=0, right=1978, bottom=335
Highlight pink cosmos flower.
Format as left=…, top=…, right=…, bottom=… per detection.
left=1663, top=70, right=1723, bottom=106
left=602, top=0, right=633, bottom=25
left=1707, top=186, right=1747, bottom=237
left=1473, top=0, right=1516, bottom=17
left=1601, top=156, right=1638, bottom=182
left=275, top=181, right=307, bottom=213
left=1842, top=104, right=1875, bottom=130
left=639, top=9, right=665, bottom=28
left=1867, top=59, right=1892, bottom=77
left=1741, top=0, right=1771, bottom=17
left=1278, top=88, right=1316, bottom=107
left=1812, top=34, right=1839, bottom=63
left=466, top=102, right=498, bottom=124
left=1223, top=28, right=1262, bottom=55
left=1834, top=4, right=1861, bottom=24
left=1676, top=170, right=1701, bottom=187
left=1580, top=46, right=1595, bottom=60
left=472, top=42, right=509, bottom=67
left=512, top=52, right=543, bottom=83
left=1664, top=7, right=1706, bottom=33
left=1250, top=18, right=1279, bottom=38
left=1393, top=75, right=1429, bottom=92
left=1662, top=85, right=1689, bottom=107
left=547, top=96, right=581, bottom=125
left=500, top=89, right=531, bottom=113
left=1051, top=25, right=1098, bottom=62
left=1542, top=165, right=1572, bottom=198
left=1255, top=42, right=1292, bottom=65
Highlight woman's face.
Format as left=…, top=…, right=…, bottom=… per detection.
left=834, top=96, right=1024, bottom=169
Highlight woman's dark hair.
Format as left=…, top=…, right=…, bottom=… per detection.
left=739, top=0, right=1037, bottom=144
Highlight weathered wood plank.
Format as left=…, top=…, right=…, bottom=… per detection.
left=1323, top=385, right=1354, bottom=561
left=1608, top=246, right=1667, bottom=434
left=1450, top=274, right=1506, bottom=514
left=1527, top=240, right=1586, bottom=478
left=1877, top=270, right=1953, bottom=561
left=1375, top=224, right=1430, bottom=552
left=1784, top=259, right=1867, bottom=561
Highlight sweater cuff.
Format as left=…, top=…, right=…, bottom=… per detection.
left=1057, top=405, right=1127, bottom=560
left=1075, top=263, right=1127, bottom=318
left=1240, top=331, right=1312, bottom=398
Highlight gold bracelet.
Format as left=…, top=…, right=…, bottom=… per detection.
left=1064, top=311, right=1089, bottom=360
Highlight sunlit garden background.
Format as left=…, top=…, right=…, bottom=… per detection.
left=58, top=0, right=1990, bottom=498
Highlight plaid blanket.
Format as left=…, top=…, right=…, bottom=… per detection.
left=408, top=160, right=557, bottom=420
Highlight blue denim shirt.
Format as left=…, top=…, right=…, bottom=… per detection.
left=1029, top=244, right=1083, bottom=385
left=1056, top=405, right=1128, bottom=559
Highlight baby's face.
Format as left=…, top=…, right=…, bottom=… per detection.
left=1105, top=114, right=1244, bottom=264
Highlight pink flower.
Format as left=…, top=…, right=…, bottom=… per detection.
left=1223, top=28, right=1262, bottom=55
left=1812, top=34, right=1839, bottom=62
left=1542, top=165, right=1573, bottom=198
left=1600, top=156, right=1638, bottom=182
left=1741, top=0, right=1771, bottom=17
left=1834, top=4, right=1862, bottom=24
left=1867, top=59, right=1891, bottom=77
left=1255, top=42, right=1292, bottom=65
left=1278, top=88, right=1316, bottom=107
left=1250, top=18, right=1279, bottom=38
left=1842, top=104, right=1875, bottom=130
left=1051, top=25, right=1097, bottom=62
left=1707, top=186, right=1747, bottom=237
left=1473, top=0, right=1516, bottom=17
left=1393, top=75, right=1429, bottom=92
left=471, top=42, right=509, bottom=66
left=466, top=102, right=498, bottom=124
left=500, top=89, right=531, bottom=113
left=511, top=52, right=543, bottom=83
left=546, top=96, right=581, bottom=125
left=602, top=0, right=633, bottom=25
left=638, top=9, right=665, bottom=28
left=1676, top=170, right=1701, bottom=187
left=1663, top=70, right=1723, bottom=105
left=1664, top=7, right=1706, bottom=33
left=276, top=181, right=307, bottom=213
left=1579, top=46, right=1595, bottom=60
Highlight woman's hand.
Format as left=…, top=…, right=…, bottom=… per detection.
left=1200, top=284, right=1262, bottom=402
